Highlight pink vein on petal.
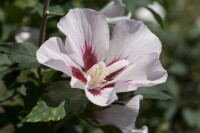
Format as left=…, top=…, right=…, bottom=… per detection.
left=101, top=83, right=115, bottom=89
left=82, top=42, right=97, bottom=71
left=89, top=89, right=102, bottom=96
left=105, top=67, right=125, bottom=80
left=71, top=66, right=87, bottom=83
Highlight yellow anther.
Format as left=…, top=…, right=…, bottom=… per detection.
left=91, top=62, right=107, bottom=84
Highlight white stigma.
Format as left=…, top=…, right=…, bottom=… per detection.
left=91, top=62, right=107, bottom=84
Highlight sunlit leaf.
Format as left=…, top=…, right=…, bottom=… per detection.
left=0, top=42, right=40, bottom=68
left=146, top=7, right=164, bottom=28
left=135, top=84, right=172, bottom=100
left=23, top=100, right=66, bottom=122
left=33, top=4, right=65, bottom=17
left=42, top=81, right=89, bottom=115
left=48, top=5, right=65, bottom=16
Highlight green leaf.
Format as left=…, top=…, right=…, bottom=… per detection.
left=117, top=91, right=134, bottom=101
left=169, top=62, right=187, bottom=76
left=146, top=7, right=164, bottom=28
left=101, top=125, right=122, bottom=133
left=42, top=81, right=89, bottom=115
left=0, top=52, right=3, bottom=57
left=123, top=0, right=153, bottom=11
left=23, top=100, right=66, bottom=122
left=0, top=42, right=40, bottom=68
left=43, top=69, right=64, bottom=84
left=135, top=84, right=172, bottom=100
left=0, top=89, right=15, bottom=102
left=33, top=4, right=65, bottom=17
left=182, top=108, right=200, bottom=129
left=14, top=0, right=39, bottom=9
left=48, top=5, right=65, bottom=16
left=17, top=85, right=27, bottom=96
left=15, top=123, right=55, bottom=133
left=33, top=3, right=43, bottom=17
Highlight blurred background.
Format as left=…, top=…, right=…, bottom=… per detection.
left=0, top=0, right=200, bottom=133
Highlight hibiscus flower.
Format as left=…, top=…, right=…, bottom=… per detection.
left=94, top=95, right=144, bottom=133
left=36, top=8, right=167, bottom=107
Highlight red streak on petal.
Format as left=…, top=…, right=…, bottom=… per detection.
left=82, top=42, right=97, bottom=71
left=71, top=67, right=87, bottom=83
left=105, top=67, right=125, bottom=80
left=102, top=83, right=115, bottom=89
left=106, top=58, right=120, bottom=67
left=107, top=56, right=128, bottom=66
left=89, top=89, right=101, bottom=96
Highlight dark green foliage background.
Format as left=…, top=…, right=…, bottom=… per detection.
left=0, top=0, right=200, bottom=133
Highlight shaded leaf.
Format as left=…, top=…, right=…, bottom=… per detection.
left=17, top=85, right=26, bottom=96
left=0, top=89, right=15, bottom=102
left=32, top=3, right=43, bottom=17
left=0, top=42, right=40, bottom=68
left=169, top=62, right=187, bottom=76
left=123, top=0, right=153, bottom=11
left=14, top=0, right=39, bottom=9
left=15, top=122, right=55, bottom=133
left=3, top=105, right=23, bottom=125
left=135, top=84, right=172, bottom=100
left=182, top=108, right=200, bottom=129
left=117, top=91, right=134, bottom=101
left=146, top=7, right=164, bottom=28
left=43, top=70, right=64, bottom=84
left=42, top=81, right=89, bottom=115
left=4, top=4, right=24, bottom=23
left=101, top=125, right=122, bottom=133
left=23, top=82, right=43, bottom=109
left=86, top=102, right=108, bottom=111
left=23, top=100, right=66, bottom=122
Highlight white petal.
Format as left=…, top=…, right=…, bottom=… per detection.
left=85, top=87, right=118, bottom=107
left=36, top=37, right=78, bottom=76
left=70, top=76, right=85, bottom=89
left=107, top=59, right=129, bottom=75
left=114, top=81, right=137, bottom=93
left=57, top=9, right=110, bottom=71
left=132, top=126, right=148, bottom=133
left=136, top=2, right=165, bottom=23
left=115, top=53, right=167, bottom=87
left=106, top=12, right=132, bottom=24
left=100, top=0, right=132, bottom=24
left=15, top=27, right=40, bottom=44
left=94, top=96, right=140, bottom=133
left=105, top=19, right=162, bottom=65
